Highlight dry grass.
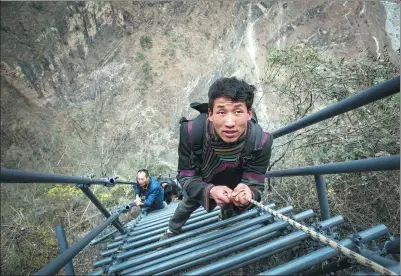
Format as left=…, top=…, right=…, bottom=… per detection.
left=0, top=182, right=135, bottom=275
left=265, top=171, right=400, bottom=237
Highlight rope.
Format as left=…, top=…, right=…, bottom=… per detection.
left=246, top=196, right=397, bottom=276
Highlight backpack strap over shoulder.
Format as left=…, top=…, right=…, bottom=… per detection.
left=242, top=122, right=264, bottom=160
left=179, top=102, right=208, bottom=169
left=189, top=113, right=207, bottom=155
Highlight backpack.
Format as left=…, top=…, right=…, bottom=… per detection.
left=179, top=102, right=265, bottom=167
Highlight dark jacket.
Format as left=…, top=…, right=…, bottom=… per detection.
left=177, top=119, right=273, bottom=212
left=134, top=177, right=164, bottom=211
left=158, top=177, right=183, bottom=203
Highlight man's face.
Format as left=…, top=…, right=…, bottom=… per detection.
left=137, top=172, right=149, bottom=188
left=208, top=97, right=252, bottom=143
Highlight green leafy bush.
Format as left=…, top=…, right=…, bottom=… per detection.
left=32, top=1, right=42, bottom=10
left=135, top=52, right=145, bottom=61
left=47, top=184, right=82, bottom=197
left=140, top=35, right=153, bottom=50
left=142, top=62, right=151, bottom=74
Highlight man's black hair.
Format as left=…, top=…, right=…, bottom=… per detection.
left=208, top=77, right=256, bottom=111
left=137, top=169, right=149, bottom=177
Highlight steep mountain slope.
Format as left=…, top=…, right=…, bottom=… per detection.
left=1, top=1, right=398, bottom=176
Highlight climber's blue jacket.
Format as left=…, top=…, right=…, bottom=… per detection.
left=134, top=177, right=164, bottom=211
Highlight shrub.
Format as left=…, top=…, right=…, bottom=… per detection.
left=140, top=35, right=153, bottom=50
left=32, top=1, right=42, bottom=10
left=142, top=62, right=151, bottom=75
left=48, top=184, right=83, bottom=197
left=135, top=52, right=145, bottom=61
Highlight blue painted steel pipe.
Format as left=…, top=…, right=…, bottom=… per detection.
left=99, top=207, right=265, bottom=258
left=140, top=206, right=214, bottom=224
left=129, top=210, right=315, bottom=275
left=0, top=167, right=112, bottom=185
left=98, top=208, right=261, bottom=260
left=94, top=207, right=276, bottom=267
left=358, top=248, right=400, bottom=269
left=132, top=206, right=205, bottom=226
left=34, top=212, right=121, bottom=276
left=80, top=187, right=125, bottom=234
left=90, top=229, right=118, bottom=246
left=102, top=206, right=293, bottom=271
left=116, top=216, right=217, bottom=250
left=315, top=174, right=330, bottom=220
left=132, top=214, right=178, bottom=229
left=265, top=155, right=400, bottom=177
left=115, top=180, right=138, bottom=185
left=129, top=216, right=175, bottom=231
left=114, top=208, right=217, bottom=242
left=121, top=224, right=267, bottom=275
left=317, top=215, right=344, bottom=229
left=113, top=207, right=216, bottom=242
left=272, top=76, right=400, bottom=138
left=133, top=208, right=214, bottom=231
left=213, top=243, right=302, bottom=276
left=120, top=206, right=288, bottom=253
left=130, top=210, right=212, bottom=232
left=106, top=213, right=220, bottom=250
left=144, top=208, right=219, bottom=231
left=383, top=237, right=400, bottom=254
left=135, top=207, right=180, bottom=222
left=183, top=214, right=343, bottom=276
left=55, top=226, right=75, bottom=275
left=301, top=257, right=351, bottom=275
left=260, top=224, right=389, bottom=275
left=109, top=208, right=221, bottom=249
left=135, top=207, right=216, bottom=228
left=212, top=216, right=344, bottom=276
left=137, top=203, right=182, bottom=219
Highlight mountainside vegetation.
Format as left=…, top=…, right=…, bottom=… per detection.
left=262, top=44, right=399, bottom=237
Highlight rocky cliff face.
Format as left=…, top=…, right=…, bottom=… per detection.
left=1, top=1, right=399, bottom=177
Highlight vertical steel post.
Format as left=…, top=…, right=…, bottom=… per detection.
left=55, top=225, right=75, bottom=275
left=35, top=212, right=121, bottom=276
left=80, top=186, right=125, bottom=234
left=314, top=174, right=330, bottom=220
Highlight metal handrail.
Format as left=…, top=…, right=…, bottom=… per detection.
left=265, top=155, right=400, bottom=177
left=267, top=76, right=400, bottom=221
left=34, top=210, right=123, bottom=276
left=0, top=168, right=137, bottom=186
left=272, top=76, right=399, bottom=138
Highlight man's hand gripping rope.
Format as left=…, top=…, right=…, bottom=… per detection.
left=209, top=183, right=252, bottom=208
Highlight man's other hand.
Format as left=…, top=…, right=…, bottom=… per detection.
left=231, top=183, right=252, bottom=207
left=134, top=197, right=142, bottom=206
left=209, top=186, right=233, bottom=206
